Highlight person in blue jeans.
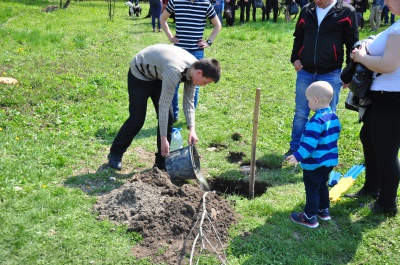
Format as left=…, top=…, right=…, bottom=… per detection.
left=381, top=4, right=396, bottom=25
left=160, top=0, right=221, bottom=121
left=150, top=0, right=161, bottom=32
left=284, top=0, right=358, bottom=158
left=286, top=81, right=341, bottom=228
left=211, top=0, right=224, bottom=23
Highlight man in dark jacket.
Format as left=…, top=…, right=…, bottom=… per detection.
left=284, top=0, right=359, bottom=158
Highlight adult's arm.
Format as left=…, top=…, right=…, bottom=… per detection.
left=353, top=35, right=400, bottom=73
left=290, top=8, right=306, bottom=64
left=158, top=69, right=181, bottom=156
left=160, top=10, right=179, bottom=44
left=198, top=16, right=222, bottom=48
left=208, top=16, right=222, bottom=42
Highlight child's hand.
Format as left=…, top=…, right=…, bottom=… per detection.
left=285, top=155, right=298, bottom=167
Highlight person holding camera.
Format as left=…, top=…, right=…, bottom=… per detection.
left=345, top=0, right=400, bottom=215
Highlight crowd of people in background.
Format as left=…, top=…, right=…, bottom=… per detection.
left=133, top=0, right=396, bottom=29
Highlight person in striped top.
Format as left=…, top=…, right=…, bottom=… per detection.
left=160, top=0, right=222, bottom=121
left=286, top=81, right=342, bottom=228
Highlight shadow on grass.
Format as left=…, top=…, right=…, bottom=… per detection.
left=95, top=125, right=158, bottom=145
left=64, top=163, right=147, bottom=196
left=228, top=198, right=387, bottom=264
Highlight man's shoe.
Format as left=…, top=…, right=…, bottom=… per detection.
left=283, top=149, right=296, bottom=159
left=344, top=188, right=379, bottom=200
left=290, top=212, right=319, bottom=228
left=317, top=208, right=331, bottom=221
left=153, top=163, right=166, bottom=171
left=107, top=153, right=122, bottom=170
left=366, top=201, right=398, bottom=216
left=154, top=154, right=166, bottom=170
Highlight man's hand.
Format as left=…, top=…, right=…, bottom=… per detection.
left=293, top=59, right=303, bottom=71
left=161, top=136, right=170, bottom=157
left=187, top=127, right=198, bottom=145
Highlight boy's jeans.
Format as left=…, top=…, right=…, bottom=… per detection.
left=303, top=166, right=333, bottom=216
left=172, top=49, right=204, bottom=120
left=289, top=69, right=342, bottom=151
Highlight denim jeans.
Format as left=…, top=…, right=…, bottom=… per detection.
left=303, top=166, right=333, bottom=216
left=381, top=5, right=396, bottom=25
left=172, top=49, right=204, bottom=120
left=289, top=69, right=342, bottom=151
left=150, top=2, right=161, bottom=30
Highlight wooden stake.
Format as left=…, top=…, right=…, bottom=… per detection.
left=249, top=88, right=261, bottom=199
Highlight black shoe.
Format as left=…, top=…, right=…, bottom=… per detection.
left=154, top=154, right=166, bottom=170
left=283, top=149, right=296, bottom=159
left=153, top=163, right=166, bottom=170
left=344, top=188, right=379, bottom=200
left=366, top=201, right=398, bottom=216
left=107, top=153, right=122, bottom=170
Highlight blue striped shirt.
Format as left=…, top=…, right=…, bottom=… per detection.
left=293, top=107, right=341, bottom=170
left=166, top=0, right=216, bottom=51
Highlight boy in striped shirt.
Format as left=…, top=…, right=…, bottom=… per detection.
left=286, top=81, right=342, bottom=228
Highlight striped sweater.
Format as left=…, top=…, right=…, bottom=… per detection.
left=166, top=0, right=217, bottom=52
left=293, top=107, right=341, bottom=170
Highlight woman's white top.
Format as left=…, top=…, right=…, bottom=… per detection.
left=368, top=20, right=400, bottom=92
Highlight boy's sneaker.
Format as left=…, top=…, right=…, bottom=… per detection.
left=317, top=208, right=331, bottom=221
left=290, top=212, right=319, bottom=228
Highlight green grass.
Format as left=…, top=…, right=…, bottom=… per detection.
left=1, top=1, right=399, bottom=264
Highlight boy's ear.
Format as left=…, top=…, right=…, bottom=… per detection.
left=196, top=69, right=203, bottom=77
left=314, top=97, right=319, bottom=104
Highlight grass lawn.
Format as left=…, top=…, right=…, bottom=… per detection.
left=1, top=0, right=399, bottom=264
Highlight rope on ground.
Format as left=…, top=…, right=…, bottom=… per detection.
left=189, top=191, right=231, bottom=265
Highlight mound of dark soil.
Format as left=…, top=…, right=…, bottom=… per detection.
left=93, top=168, right=238, bottom=264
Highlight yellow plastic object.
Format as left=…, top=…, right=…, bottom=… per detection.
left=329, top=177, right=355, bottom=202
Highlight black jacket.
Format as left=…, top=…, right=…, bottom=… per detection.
left=290, top=0, right=359, bottom=75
